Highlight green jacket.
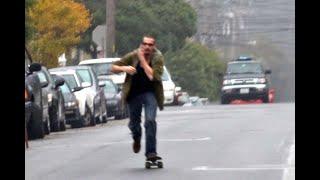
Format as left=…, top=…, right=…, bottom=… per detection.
left=113, top=48, right=164, bottom=110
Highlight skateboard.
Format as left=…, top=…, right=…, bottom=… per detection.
left=145, top=158, right=163, bottom=169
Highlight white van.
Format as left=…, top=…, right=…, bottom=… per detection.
left=162, top=66, right=176, bottom=105
left=79, top=58, right=126, bottom=86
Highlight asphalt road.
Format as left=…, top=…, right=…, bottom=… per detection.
left=26, top=103, right=295, bottom=180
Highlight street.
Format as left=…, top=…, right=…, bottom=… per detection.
left=26, top=103, right=295, bottom=180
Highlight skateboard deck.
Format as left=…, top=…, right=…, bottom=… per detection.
left=145, top=159, right=163, bottom=169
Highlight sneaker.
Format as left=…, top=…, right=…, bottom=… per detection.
left=146, top=153, right=162, bottom=162
left=133, top=139, right=141, bottom=153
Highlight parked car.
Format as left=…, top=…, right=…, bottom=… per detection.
left=52, top=74, right=82, bottom=128
left=78, top=58, right=126, bottom=87
left=37, top=66, right=66, bottom=132
left=220, top=56, right=272, bottom=104
left=25, top=49, right=46, bottom=139
left=49, top=66, right=107, bottom=126
left=99, top=77, right=128, bottom=120
left=177, top=91, right=190, bottom=106
left=162, top=66, right=176, bottom=105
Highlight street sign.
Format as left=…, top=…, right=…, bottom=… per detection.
left=92, top=25, right=106, bottom=50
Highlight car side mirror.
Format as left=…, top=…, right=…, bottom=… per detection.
left=175, top=86, right=182, bottom=92
left=72, top=86, right=83, bottom=92
left=265, top=69, right=272, bottom=74
left=41, top=81, right=49, bottom=88
left=54, top=76, right=65, bottom=88
left=81, top=82, right=91, bottom=88
left=98, top=81, right=106, bottom=87
left=29, top=63, right=41, bottom=73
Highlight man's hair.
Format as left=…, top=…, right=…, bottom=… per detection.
left=143, top=34, right=156, bottom=43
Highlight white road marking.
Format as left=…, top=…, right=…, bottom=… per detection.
left=192, top=165, right=295, bottom=171
left=282, top=141, right=295, bottom=180
left=159, top=137, right=211, bottom=142
left=28, top=137, right=212, bottom=150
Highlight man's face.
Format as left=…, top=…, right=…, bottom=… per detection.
left=141, top=37, right=155, bottom=56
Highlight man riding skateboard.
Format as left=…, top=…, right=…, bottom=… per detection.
left=111, top=35, right=164, bottom=166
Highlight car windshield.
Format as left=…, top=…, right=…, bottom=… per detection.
left=162, top=67, right=171, bottom=81
left=227, top=62, right=263, bottom=74
left=59, top=83, right=71, bottom=94
left=37, top=71, right=48, bottom=83
left=87, top=63, right=113, bottom=76
left=76, top=69, right=92, bottom=85
left=61, top=74, right=78, bottom=89
left=103, top=80, right=117, bottom=94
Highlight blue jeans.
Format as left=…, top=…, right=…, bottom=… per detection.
left=128, top=92, right=158, bottom=157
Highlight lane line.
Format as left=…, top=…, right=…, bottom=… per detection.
left=192, top=165, right=295, bottom=171
left=27, top=137, right=212, bottom=150
left=282, top=140, right=295, bottom=180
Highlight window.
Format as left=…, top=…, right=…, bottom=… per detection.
left=162, top=67, right=171, bottom=81
left=37, top=71, right=48, bottom=84
left=62, top=75, right=78, bottom=90
left=227, top=63, right=263, bottom=74
left=89, top=63, right=113, bottom=76
left=103, top=80, right=117, bottom=94
left=76, top=69, right=92, bottom=85
left=60, top=83, right=71, bottom=94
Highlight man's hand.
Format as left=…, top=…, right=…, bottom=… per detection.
left=137, top=47, right=148, bottom=64
left=137, top=46, right=153, bottom=80
left=111, top=65, right=136, bottom=75
left=122, top=66, right=136, bottom=75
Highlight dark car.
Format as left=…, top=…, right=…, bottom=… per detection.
left=99, top=77, right=128, bottom=120
left=52, top=75, right=82, bottom=128
left=37, top=66, right=66, bottom=132
left=25, top=49, right=46, bottom=139
left=220, top=56, right=272, bottom=104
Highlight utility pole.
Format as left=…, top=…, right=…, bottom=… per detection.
left=106, top=0, right=116, bottom=57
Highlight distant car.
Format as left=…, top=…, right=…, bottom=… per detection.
left=183, top=96, right=204, bottom=107
left=52, top=75, right=82, bottom=128
left=177, top=92, right=190, bottom=105
left=220, top=56, right=272, bottom=104
left=78, top=58, right=126, bottom=87
left=37, top=66, right=66, bottom=132
left=162, top=66, right=176, bottom=105
left=99, top=77, right=128, bottom=120
left=49, top=66, right=107, bottom=126
left=25, top=49, right=46, bottom=139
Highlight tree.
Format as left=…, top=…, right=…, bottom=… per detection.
left=165, top=40, right=226, bottom=101
left=27, top=0, right=91, bottom=68
left=25, top=0, right=37, bottom=42
left=116, top=0, right=197, bottom=56
left=75, top=0, right=197, bottom=58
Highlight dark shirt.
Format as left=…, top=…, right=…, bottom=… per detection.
left=127, top=62, right=154, bottom=101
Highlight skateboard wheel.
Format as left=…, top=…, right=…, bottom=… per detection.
left=157, top=161, right=163, bottom=168
left=145, top=162, right=151, bottom=169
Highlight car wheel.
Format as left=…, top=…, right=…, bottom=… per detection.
left=28, top=105, right=45, bottom=139
left=220, top=97, right=229, bottom=104
left=71, top=116, right=85, bottom=128
left=262, top=94, right=269, bottom=103
left=114, top=110, right=122, bottom=120
left=44, top=117, right=50, bottom=135
left=50, top=105, right=60, bottom=132
left=86, top=105, right=96, bottom=126
left=58, top=102, right=66, bottom=131
left=59, top=120, right=66, bottom=131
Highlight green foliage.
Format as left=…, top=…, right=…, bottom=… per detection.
left=165, top=40, right=226, bottom=101
left=116, top=0, right=197, bottom=56
left=25, top=0, right=37, bottom=42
